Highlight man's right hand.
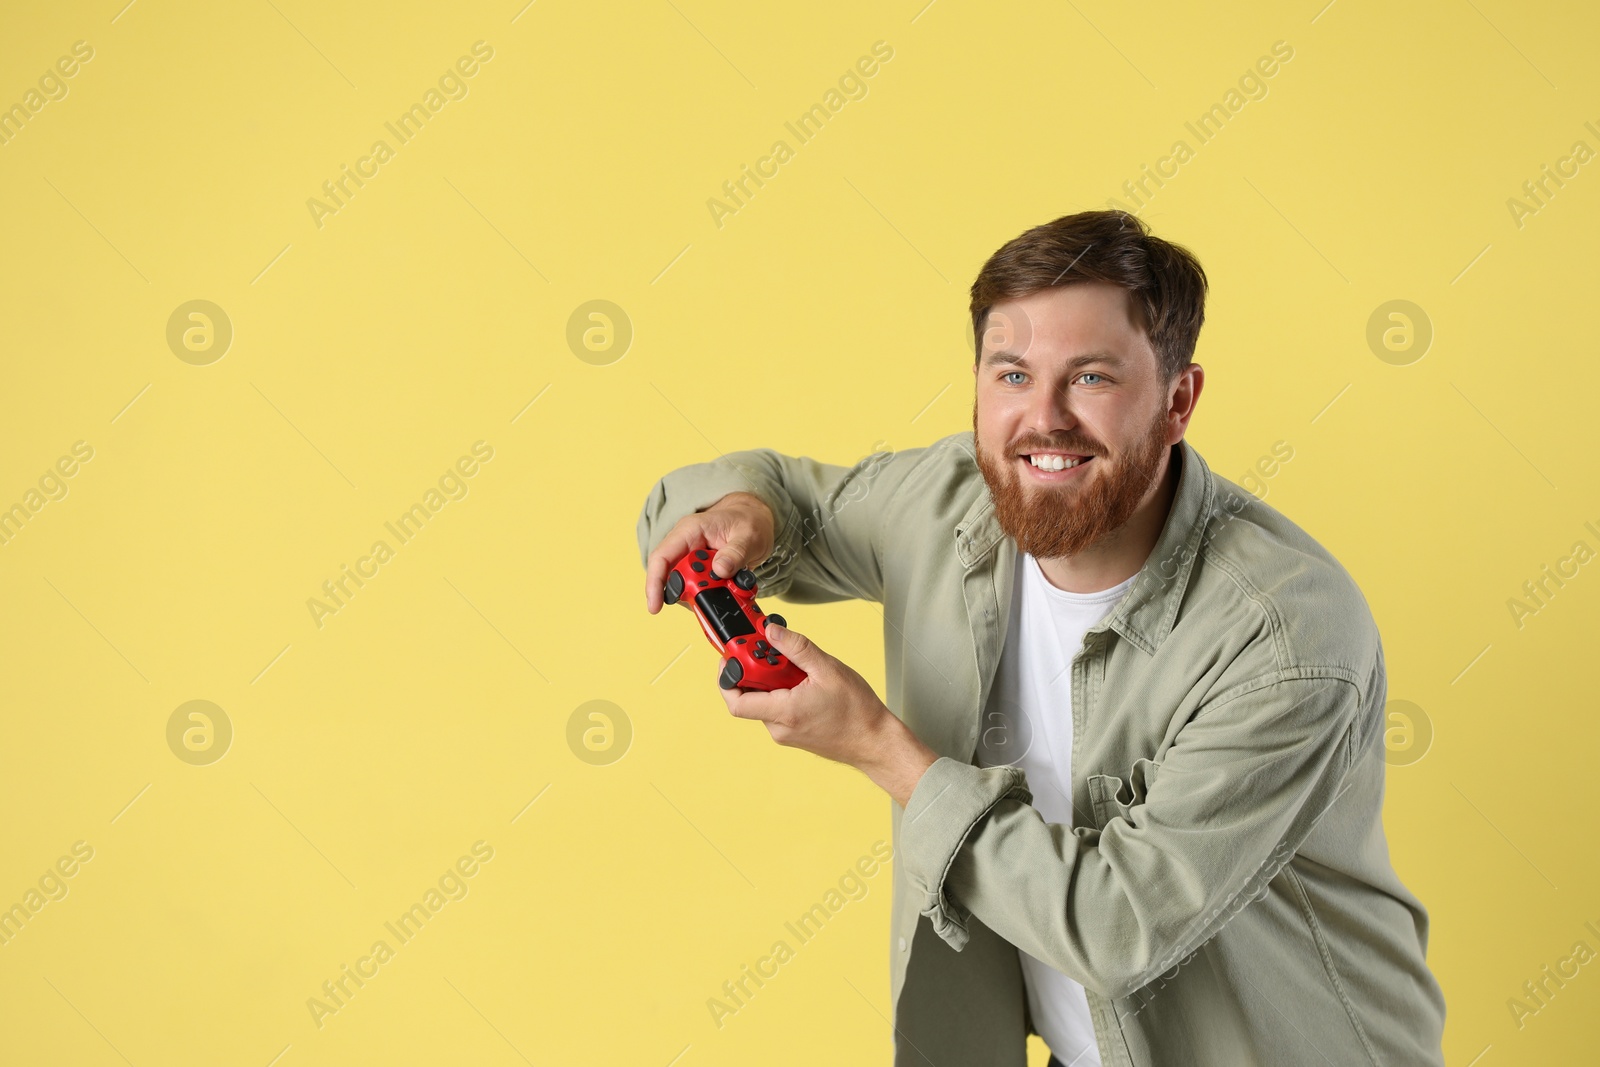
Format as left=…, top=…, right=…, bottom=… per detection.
left=644, top=491, right=777, bottom=614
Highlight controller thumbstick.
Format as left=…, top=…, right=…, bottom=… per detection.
left=766, top=613, right=786, bottom=629
left=734, top=568, right=758, bottom=591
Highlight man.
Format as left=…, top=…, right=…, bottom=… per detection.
left=637, top=209, right=1446, bottom=1065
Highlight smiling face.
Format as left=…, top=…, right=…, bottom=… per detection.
left=972, top=281, right=1187, bottom=560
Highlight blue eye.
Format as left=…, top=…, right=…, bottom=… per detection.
left=1080, top=373, right=1103, bottom=385
left=1002, top=371, right=1026, bottom=385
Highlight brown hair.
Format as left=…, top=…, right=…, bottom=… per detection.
left=969, top=209, right=1208, bottom=382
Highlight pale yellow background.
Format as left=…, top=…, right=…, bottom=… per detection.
left=1, top=1, right=1595, bottom=1064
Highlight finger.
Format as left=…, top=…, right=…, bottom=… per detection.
left=721, top=681, right=779, bottom=722
left=763, top=622, right=824, bottom=669
left=644, top=524, right=705, bottom=613
left=709, top=551, right=737, bottom=580
left=709, top=532, right=750, bottom=579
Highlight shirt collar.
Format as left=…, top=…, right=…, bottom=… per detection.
left=953, top=435, right=1215, bottom=656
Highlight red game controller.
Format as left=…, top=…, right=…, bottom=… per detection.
left=661, top=546, right=807, bottom=691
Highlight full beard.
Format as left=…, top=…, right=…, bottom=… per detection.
left=973, top=399, right=1172, bottom=560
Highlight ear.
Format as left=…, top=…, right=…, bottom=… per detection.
left=1166, top=363, right=1204, bottom=442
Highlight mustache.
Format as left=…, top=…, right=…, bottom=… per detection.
left=1010, top=436, right=1103, bottom=456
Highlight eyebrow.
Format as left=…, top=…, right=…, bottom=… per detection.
left=982, top=350, right=1126, bottom=369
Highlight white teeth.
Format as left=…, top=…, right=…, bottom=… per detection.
left=1027, top=454, right=1086, bottom=471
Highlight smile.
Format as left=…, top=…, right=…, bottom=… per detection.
left=1017, top=452, right=1095, bottom=479
left=1024, top=453, right=1090, bottom=471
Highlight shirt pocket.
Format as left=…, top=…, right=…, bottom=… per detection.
left=1086, top=756, right=1162, bottom=829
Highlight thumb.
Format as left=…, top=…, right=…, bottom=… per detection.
left=765, top=621, right=822, bottom=667
left=711, top=541, right=750, bottom=579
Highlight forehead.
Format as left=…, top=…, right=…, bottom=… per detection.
left=979, top=281, right=1154, bottom=369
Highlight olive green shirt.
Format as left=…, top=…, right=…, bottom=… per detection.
left=636, top=432, right=1446, bottom=1065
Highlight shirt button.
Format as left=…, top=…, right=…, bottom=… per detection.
left=899, top=937, right=907, bottom=952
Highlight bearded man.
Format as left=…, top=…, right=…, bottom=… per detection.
left=637, top=209, right=1447, bottom=1066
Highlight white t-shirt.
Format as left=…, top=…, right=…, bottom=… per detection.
left=975, top=552, right=1136, bottom=1067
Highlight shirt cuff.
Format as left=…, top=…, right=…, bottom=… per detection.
left=899, top=756, right=1031, bottom=951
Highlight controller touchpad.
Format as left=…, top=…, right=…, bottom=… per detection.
left=694, top=586, right=758, bottom=642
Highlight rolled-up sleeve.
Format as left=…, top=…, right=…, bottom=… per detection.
left=635, top=452, right=797, bottom=591
left=898, top=670, right=1365, bottom=999
left=899, top=758, right=1032, bottom=949
left=636, top=443, right=933, bottom=605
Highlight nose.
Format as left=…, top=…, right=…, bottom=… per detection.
left=1027, top=374, right=1079, bottom=437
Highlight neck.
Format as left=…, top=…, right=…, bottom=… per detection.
left=1034, top=444, right=1181, bottom=594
